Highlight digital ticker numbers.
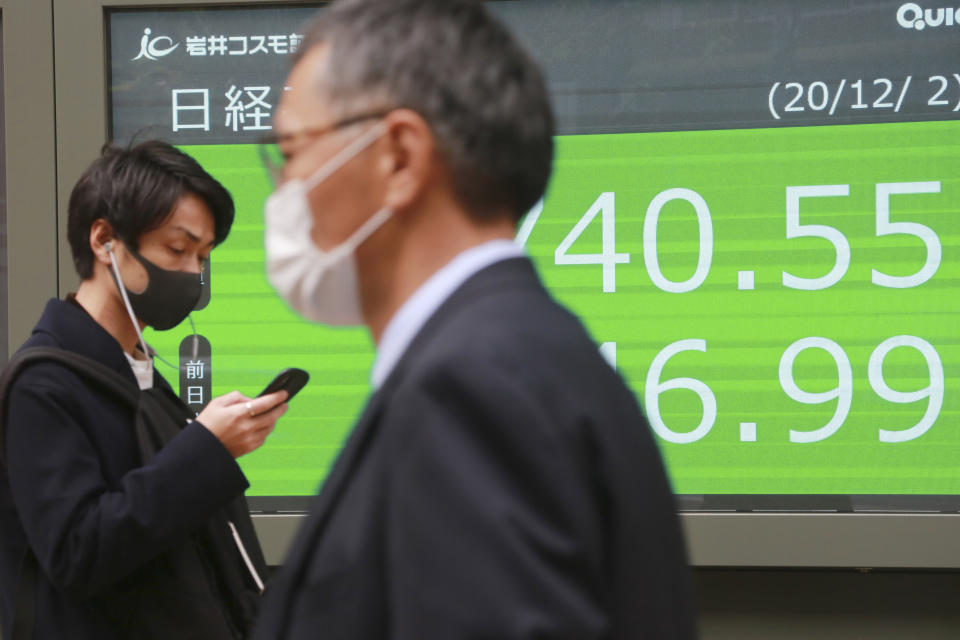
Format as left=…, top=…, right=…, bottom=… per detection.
left=521, top=182, right=948, bottom=446
left=523, top=182, right=943, bottom=294
left=638, top=334, right=943, bottom=446
left=519, top=121, right=958, bottom=469
left=768, top=75, right=960, bottom=121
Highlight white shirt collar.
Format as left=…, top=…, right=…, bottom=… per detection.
left=370, top=239, right=524, bottom=389
left=124, top=350, right=154, bottom=390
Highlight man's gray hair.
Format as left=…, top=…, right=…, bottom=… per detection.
left=294, top=0, right=555, bottom=221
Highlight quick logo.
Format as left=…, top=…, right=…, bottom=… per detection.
left=897, top=3, right=960, bottom=29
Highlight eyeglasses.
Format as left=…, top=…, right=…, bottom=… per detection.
left=258, top=111, right=388, bottom=185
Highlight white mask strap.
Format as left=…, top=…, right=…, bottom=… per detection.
left=327, top=207, right=394, bottom=263
left=303, top=120, right=389, bottom=192
left=188, top=314, right=199, bottom=360
left=105, top=241, right=151, bottom=359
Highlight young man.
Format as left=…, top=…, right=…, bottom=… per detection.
left=254, top=1, right=696, bottom=638
left=0, top=141, right=288, bottom=639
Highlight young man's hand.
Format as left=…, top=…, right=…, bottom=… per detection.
left=196, top=390, right=289, bottom=458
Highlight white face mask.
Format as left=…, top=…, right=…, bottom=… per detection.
left=264, top=121, right=391, bottom=325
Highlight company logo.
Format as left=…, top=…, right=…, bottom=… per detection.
left=132, top=28, right=180, bottom=61
left=897, top=3, right=960, bottom=29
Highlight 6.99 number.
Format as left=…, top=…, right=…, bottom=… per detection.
left=643, top=336, right=943, bottom=444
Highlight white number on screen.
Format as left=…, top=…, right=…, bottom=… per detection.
left=928, top=76, right=950, bottom=107
left=646, top=339, right=717, bottom=444
left=869, top=336, right=944, bottom=443
left=514, top=198, right=543, bottom=249
left=780, top=337, right=853, bottom=443
left=782, top=185, right=851, bottom=291
left=643, top=188, right=714, bottom=293
left=871, top=182, right=941, bottom=289
left=598, top=342, right=617, bottom=370
left=554, top=192, right=630, bottom=292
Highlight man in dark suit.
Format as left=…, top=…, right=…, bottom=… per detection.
left=254, top=1, right=696, bottom=638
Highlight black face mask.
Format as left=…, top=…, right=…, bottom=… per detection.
left=114, top=245, right=203, bottom=331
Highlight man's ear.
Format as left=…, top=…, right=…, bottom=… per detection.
left=89, top=219, right=117, bottom=266
left=379, top=109, right=436, bottom=214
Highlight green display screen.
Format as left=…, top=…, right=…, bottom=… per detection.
left=145, top=118, right=959, bottom=497
left=111, top=2, right=960, bottom=508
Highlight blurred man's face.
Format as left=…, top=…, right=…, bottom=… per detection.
left=274, top=45, right=387, bottom=252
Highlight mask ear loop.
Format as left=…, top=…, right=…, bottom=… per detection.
left=302, top=120, right=388, bottom=191
left=105, top=241, right=151, bottom=360
left=152, top=350, right=181, bottom=371
left=188, top=315, right=199, bottom=360
left=106, top=241, right=199, bottom=371
left=134, top=317, right=199, bottom=371
left=150, top=314, right=198, bottom=371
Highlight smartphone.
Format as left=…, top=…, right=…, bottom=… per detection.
left=257, top=368, right=310, bottom=404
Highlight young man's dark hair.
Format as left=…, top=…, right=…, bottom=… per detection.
left=67, top=140, right=235, bottom=279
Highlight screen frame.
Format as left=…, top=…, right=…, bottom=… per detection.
left=53, top=0, right=960, bottom=568
left=1, top=0, right=58, bottom=355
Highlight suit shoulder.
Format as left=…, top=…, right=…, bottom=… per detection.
left=394, top=285, right=644, bottom=437
left=422, top=288, right=610, bottom=383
